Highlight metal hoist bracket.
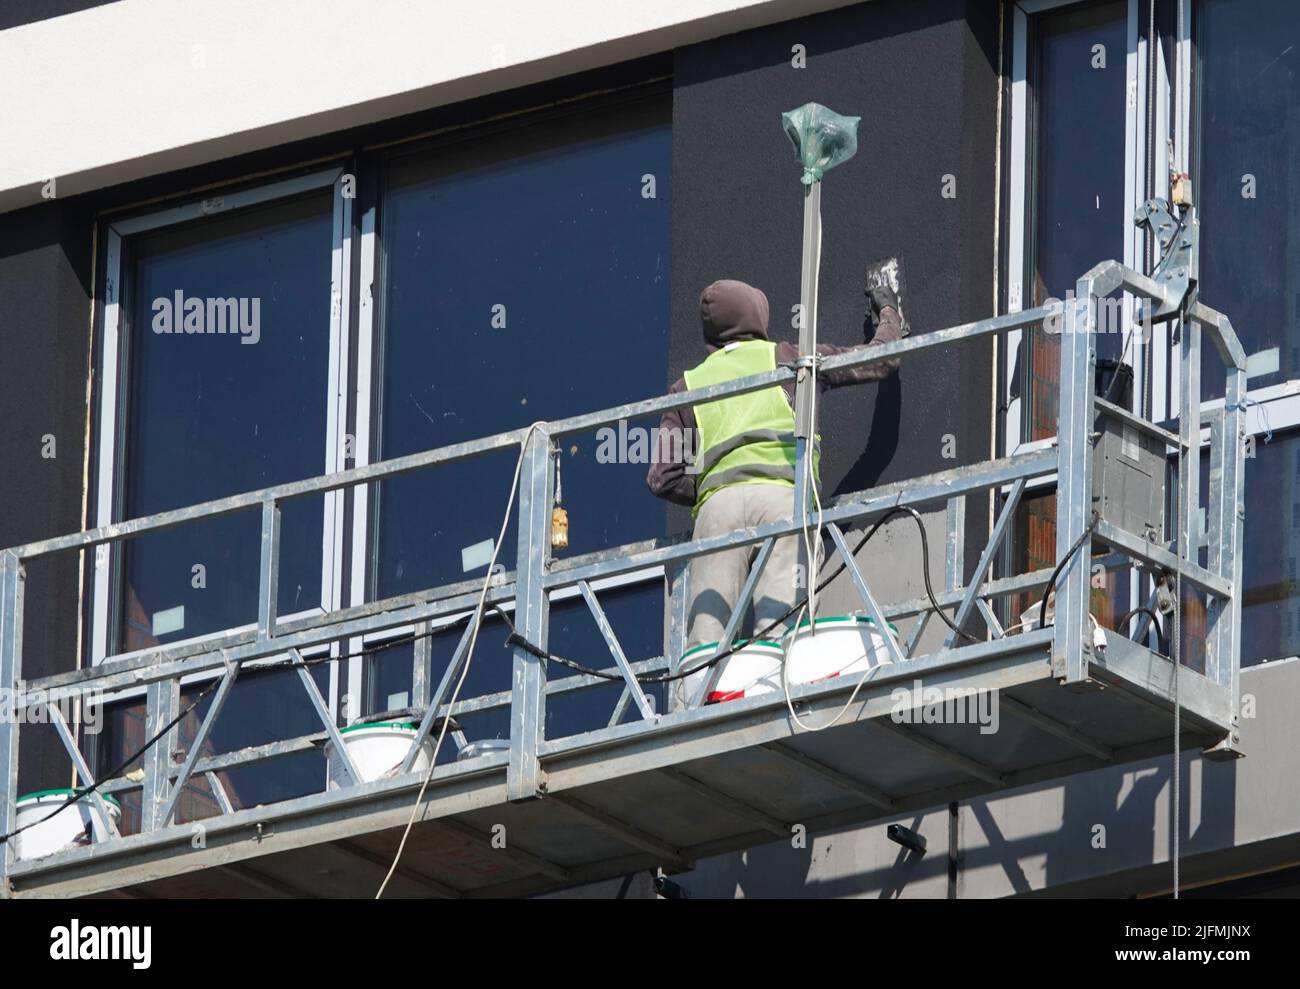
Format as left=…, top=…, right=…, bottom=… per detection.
left=1135, top=197, right=1199, bottom=320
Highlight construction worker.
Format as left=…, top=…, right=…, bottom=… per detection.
left=646, top=278, right=906, bottom=669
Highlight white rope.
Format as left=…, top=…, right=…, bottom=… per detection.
left=376, top=421, right=546, bottom=898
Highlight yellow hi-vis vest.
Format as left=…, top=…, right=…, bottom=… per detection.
left=682, top=339, right=819, bottom=515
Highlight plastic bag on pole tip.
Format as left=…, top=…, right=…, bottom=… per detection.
left=782, top=102, right=860, bottom=185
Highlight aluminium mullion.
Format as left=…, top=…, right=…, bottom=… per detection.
left=321, top=170, right=354, bottom=624
left=91, top=230, right=123, bottom=667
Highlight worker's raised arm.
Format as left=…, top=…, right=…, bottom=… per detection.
left=645, top=378, right=699, bottom=507
left=776, top=289, right=908, bottom=388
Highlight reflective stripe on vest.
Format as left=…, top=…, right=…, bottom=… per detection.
left=682, top=339, right=819, bottom=514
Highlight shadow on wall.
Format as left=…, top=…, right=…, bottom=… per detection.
left=834, top=370, right=902, bottom=497
left=678, top=812, right=943, bottom=899
left=961, top=750, right=1238, bottom=896
left=666, top=0, right=999, bottom=541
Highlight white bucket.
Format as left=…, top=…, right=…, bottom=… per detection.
left=782, top=615, right=899, bottom=686
left=325, top=722, right=433, bottom=789
left=13, top=789, right=121, bottom=861
left=679, top=639, right=786, bottom=706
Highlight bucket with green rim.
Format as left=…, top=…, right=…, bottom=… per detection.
left=678, top=638, right=786, bottom=707
left=782, top=613, right=901, bottom=686
left=325, top=721, right=433, bottom=790
left=13, top=788, right=122, bottom=861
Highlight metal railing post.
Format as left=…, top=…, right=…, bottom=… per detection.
left=257, top=498, right=281, bottom=640
left=793, top=180, right=822, bottom=532
left=1053, top=282, right=1097, bottom=683
left=1206, top=364, right=1246, bottom=756
left=141, top=678, right=180, bottom=831
left=1177, top=313, right=1202, bottom=668
left=665, top=560, right=690, bottom=714
left=507, top=427, right=553, bottom=801
left=0, top=551, right=25, bottom=884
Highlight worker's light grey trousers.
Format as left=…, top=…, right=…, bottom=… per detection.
left=684, top=482, right=806, bottom=651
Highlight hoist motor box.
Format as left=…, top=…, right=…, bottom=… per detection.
left=1091, top=407, right=1168, bottom=544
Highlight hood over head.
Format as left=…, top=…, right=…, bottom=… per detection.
left=700, top=279, right=769, bottom=350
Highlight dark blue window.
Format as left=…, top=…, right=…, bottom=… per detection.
left=371, top=101, right=671, bottom=599
left=118, top=191, right=335, bottom=652
left=1196, top=0, right=1300, bottom=664
left=365, top=98, right=672, bottom=736
left=1025, top=0, right=1129, bottom=441
left=1198, top=0, right=1300, bottom=399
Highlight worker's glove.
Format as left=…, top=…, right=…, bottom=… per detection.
left=866, top=285, right=899, bottom=319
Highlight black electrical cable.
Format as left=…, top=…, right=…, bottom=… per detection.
left=1037, top=510, right=1101, bottom=632
left=0, top=673, right=225, bottom=847
left=3, top=507, right=966, bottom=840
left=0, top=625, right=438, bottom=847
left=501, top=504, right=978, bottom=686
left=1115, top=606, right=1166, bottom=649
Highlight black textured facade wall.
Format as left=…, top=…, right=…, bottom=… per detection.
left=668, top=0, right=1000, bottom=538
left=667, top=0, right=1003, bottom=896
left=0, top=200, right=95, bottom=790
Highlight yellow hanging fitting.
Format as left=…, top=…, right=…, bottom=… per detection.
left=550, top=445, right=569, bottom=551
left=551, top=506, right=569, bottom=551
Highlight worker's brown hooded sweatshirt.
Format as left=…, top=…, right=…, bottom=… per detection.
left=645, top=279, right=905, bottom=507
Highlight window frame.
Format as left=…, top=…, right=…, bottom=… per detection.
left=90, top=164, right=355, bottom=711
left=1004, top=0, right=1300, bottom=665
left=1004, top=0, right=1148, bottom=465
left=344, top=97, right=674, bottom=722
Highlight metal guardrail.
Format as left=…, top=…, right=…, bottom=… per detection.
left=0, top=255, right=1248, bottom=887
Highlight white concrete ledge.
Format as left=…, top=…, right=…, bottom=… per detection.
left=0, top=0, right=861, bottom=213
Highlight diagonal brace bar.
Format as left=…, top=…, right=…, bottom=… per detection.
left=400, top=612, right=478, bottom=774
left=826, top=523, right=905, bottom=665
left=943, top=478, right=1025, bottom=648
left=159, top=660, right=240, bottom=827
left=577, top=580, right=655, bottom=721
left=690, top=537, right=775, bottom=707
left=48, top=704, right=120, bottom=839
left=290, top=648, right=363, bottom=787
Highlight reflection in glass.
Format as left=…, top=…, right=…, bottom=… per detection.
left=373, top=103, right=671, bottom=599
left=1199, top=0, right=1300, bottom=399
left=118, top=192, right=334, bottom=652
